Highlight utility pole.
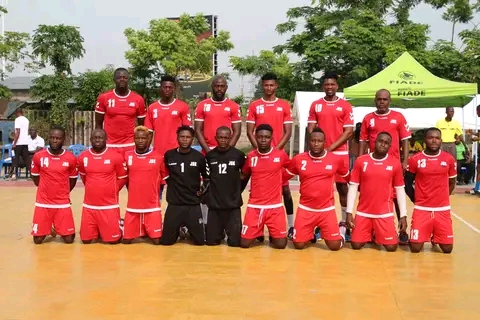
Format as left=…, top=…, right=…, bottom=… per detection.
left=1, top=0, right=6, bottom=81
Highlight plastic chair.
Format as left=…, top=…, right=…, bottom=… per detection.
left=67, top=144, right=86, bottom=157
left=0, top=144, right=13, bottom=177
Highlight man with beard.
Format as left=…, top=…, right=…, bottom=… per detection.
left=77, top=129, right=128, bottom=244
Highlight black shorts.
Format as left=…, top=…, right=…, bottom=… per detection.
left=160, top=204, right=205, bottom=246
left=205, top=208, right=242, bottom=247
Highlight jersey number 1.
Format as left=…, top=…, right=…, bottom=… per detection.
left=180, top=163, right=184, bottom=172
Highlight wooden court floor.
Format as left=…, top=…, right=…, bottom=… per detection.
left=0, top=184, right=479, bottom=320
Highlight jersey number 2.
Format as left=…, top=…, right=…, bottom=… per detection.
left=301, top=160, right=307, bottom=171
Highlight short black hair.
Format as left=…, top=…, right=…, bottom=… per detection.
left=255, top=123, right=273, bottom=134
left=321, top=72, right=338, bottom=84
left=445, top=106, right=454, bottom=111
left=216, top=126, right=231, bottom=135
left=425, top=127, right=441, bottom=137
left=50, top=125, right=66, bottom=137
left=310, top=127, right=325, bottom=138
left=261, top=72, right=277, bottom=81
left=177, top=125, right=195, bottom=137
left=114, top=67, right=128, bottom=77
left=476, top=104, right=480, bottom=110
left=376, top=131, right=392, bottom=140
left=161, top=75, right=176, bottom=84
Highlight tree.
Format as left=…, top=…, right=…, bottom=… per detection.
left=124, top=14, right=234, bottom=98
left=0, top=5, right=31, bottom=98
left=30, top=24, right=85, bottom=128
left=75, top=65, right=115, bottom=110
left=229, top=50, right=315, bottom=102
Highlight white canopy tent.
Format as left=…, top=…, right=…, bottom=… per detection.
left=292, top=92, right=480, bottom=154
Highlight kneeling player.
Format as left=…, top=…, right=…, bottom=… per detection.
left=30, top=126, right=78, bottom=244
left=240, top=124, right=290, bottom=249
left=160, top=126, right=209, bottom=246
left=285, top=128, right=349, bottom=250
left=78, top=129, right=128, bottom=244
left=123, top=126, right=166, bottom=245
left=346, top=132, right=407, bottom=252
left=405, top=127, right=456, bottom=254
left=204, top=126, right=246, bottom=247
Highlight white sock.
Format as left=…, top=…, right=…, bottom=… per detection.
left=287, top=214, right=294, bottom=229
left=201, top=204, right=208, bottom=224
left=341, top=207, right=347, bottom=222
left=340, top=234, right=345, bottom=248
left=340, top=225, right=346, bottom=238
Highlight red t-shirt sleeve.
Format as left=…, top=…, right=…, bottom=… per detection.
left=145, top=104, right=154, bottom=131
left=137, top=97, right=146, bottom=118
left=343, top=102, right=354, bottom=127
left=286, top=156, right=298, bottom=176
left=393, top=163, right=404, bottom=187
left=307, top=102, right=317, bottom=123
left=194, top=103, right=204, bottom=121
left=115, top=155, right=128, bottom=179
left=359, top=117, right=369, bottom=142
left=95, top=94, right=106, bottom=114
left=283, top=102, right=293, bottom=124
left=68, top=155, right=78, bottom=178
left=231, top=102, right=242, bottom=123
left=337, top=156, right=350, bottom=178
left=246, top=103, right=256, bottom=123
left=242, top=153, right=252, bottom=175
left=398, top=113, right=411, bottom=140
left=448, top=154, right=457, bottom=178
left=407, top=155, right=417, bottom=174
left=31, top=153, right=40, bottom=176
left=350, top=158, right=362, bottom=184
left=182, top=103, right=192, bottom=126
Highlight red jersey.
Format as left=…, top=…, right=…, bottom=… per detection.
left=407, top=151, right=457, bottom=211
left=95, top=90, right=146, bottom=147
left=359, top=110, right=411, bottom=159
left=307, top=97, right=354, bottom=154
left=194, top=98, right=241, bottom=147
left=246, top=98, right=293, bottom=147
left=125, top=150, right=167, bottom=212
left=77, top=148, right=128, bottom=209
left=350, top=153, right=404, bottom=216
left=242, top=148, right=290, bottom=207
left=30, top=149, right=78, bottom=208
left=145, top=99, right=192, bottom=156
left=287, top=151, right=349, bottom=210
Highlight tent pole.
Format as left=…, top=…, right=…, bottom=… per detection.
left=474, top=95, right=478, bottom=186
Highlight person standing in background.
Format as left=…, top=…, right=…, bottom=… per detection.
left=8, top=108, right=30, bottom=181
left=26, top=128, right=45, bottom=178
left=435, top=107, right=463, bottom=160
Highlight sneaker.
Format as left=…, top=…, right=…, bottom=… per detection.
left=256, top=236, right=265, bottom=242
left=119, top=218, right=124, bottom=234
left=431, top=236, right=436, bottom=246
left=398, top=232, right=409, bottom=245
left=179, top=226, right=189, bottom=240
left=345, top=228, right=351, bottom=242
left=50, top=226, right=57, bottom=238
left=314, top=227, right=322, bottom=241
left=287, top=227, right=294, bottom=240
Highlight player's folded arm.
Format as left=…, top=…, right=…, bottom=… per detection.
left=404, top=172, right=415, bottom=203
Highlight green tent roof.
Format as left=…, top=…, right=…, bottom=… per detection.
left=343, top=52, right=477, bottom=108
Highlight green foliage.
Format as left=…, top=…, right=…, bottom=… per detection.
left=229, top=50, right=315, bottom=102
left=75, top=65, right=115, bottom=110
left=31, top=24, right=85, bottom=74
left=29, top=117, right=51, bottom=140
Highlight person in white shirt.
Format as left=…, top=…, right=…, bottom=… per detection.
left=8, top=108, right=30, bottom=180
left=26, top=128, right=45, bottom=178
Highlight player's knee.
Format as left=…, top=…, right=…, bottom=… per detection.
left=439, top=244, right=453, bottom=254
left=122, top=239, right=134, bottom=244
left=350, top=242, right=364, bottom=250
left=33, top=236, right=46, bottom=245
left=271, top=238, right=287, bottom=249
left=240, top=238, right=254, bottom=248
left=325, top=240, right=342, bottom=251
left=226, top=238, right=240, bottom=247
left=206, top=240, right=221, bottom=246
left=62, top=234, right=75, bottom=244
left=409, top=243, right=423, bottom=253
left=293, top=242, right=308, bottom=250
left=151, top=238, right=161, bottom=245
left=82, top=239, right=93, bottom=244
left=384, top=244, right=398, bottom=252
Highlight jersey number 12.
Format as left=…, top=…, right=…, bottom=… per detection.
left=218, top=163, right=227, bottom=174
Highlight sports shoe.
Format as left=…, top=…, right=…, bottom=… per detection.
left=50, top=226, right=57, bottom=238
left=256, top=235, right=265, bottom=242
left=119, top=218, right=124, bottom=233
left=430, top=236, right=436, bottom=247
left=287, top=227, right=294, bottom=240
left=314, top=227, right=322, bottom=241
left=179, top=226, right=189, bottom=240
left=345, top=228, right=351, bottom=242
left=398, top=231, right=409, bottom=245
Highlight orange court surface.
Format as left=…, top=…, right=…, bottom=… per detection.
left=1, top=181, right=479, bottom=320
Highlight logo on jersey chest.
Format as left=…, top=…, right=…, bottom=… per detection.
left=104, top=159, right=111, bottom=164
left=325, top=164, right=332, bottom=170
left=190, top=161, right=197, bottom=167
left=228, top=161, right=235, bottom=166
left=273, top=157, right=280, bottom=163
left=172, top=110, right=178, bottom=115
left=62, top=162, right=69, bottom=167
left=149, top=159, right=156, bottom=164
left=440, top=161, right=447, bottom=166
left=386, top=166, right=393, bottom=171
left=390, top=119, right=397, bottom=124
left=129, top=102, right=136, bottom=107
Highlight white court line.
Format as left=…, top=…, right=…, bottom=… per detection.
left=451, top=211, right=480, bottom=234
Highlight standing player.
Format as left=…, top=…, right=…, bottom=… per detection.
left=246, top=72, right=294, bottom=238
left=77, top=129, right=128, bottom=244
left=30, top=126, right=78, bottom=244
left=307, top=72, right=354, bottom=239
left=285, top=128, right=349, bottom=250
left=123, top=126, right=167, bottom=245
left=359, top=89, right=411, bottom=243
left=195, top=75, right=242, bottom=154
left=240, top=124, right=290, bottom=249
left=95, top=68, right=146, bottom=155
left=346, top=132, right=408, bottom=252
left=204, top=126, right=246, bottom=247
left=145, top=75, right=191, bottom=199
left=160, top=126, right=209, bottom=246
left=405, top=127, right=456, bottom=254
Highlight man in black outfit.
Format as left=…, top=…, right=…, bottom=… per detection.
left=160, top=126, right=209, bottom=246
left=204, top=126, right=247, bottom=247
